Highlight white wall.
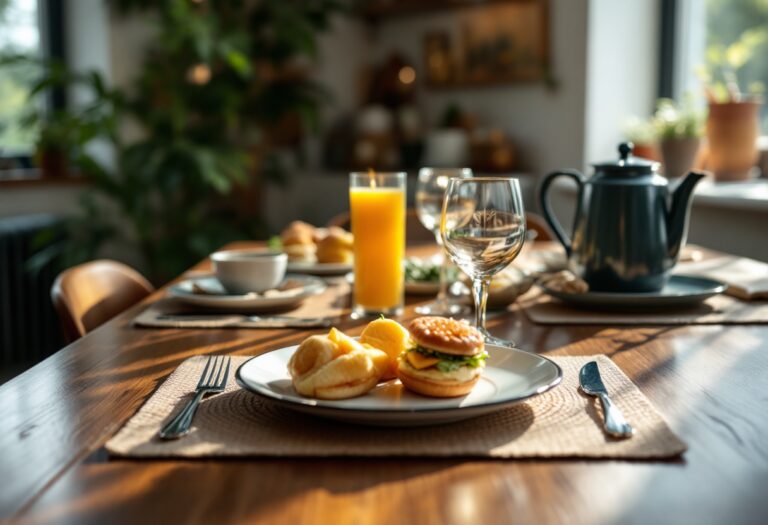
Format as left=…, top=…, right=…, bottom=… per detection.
left=369, top=0, right=590, bottom=177
left=584, top=0, right=660, bottom=165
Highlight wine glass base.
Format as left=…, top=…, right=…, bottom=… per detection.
left=479, top=328, right=516, bottom=348
left=414, top=300, right=471, bottom=316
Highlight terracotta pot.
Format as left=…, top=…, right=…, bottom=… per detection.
left=632, top=142, right=661, bottom=162
left=706, top=101, right=761, bottom=181
left=659, top=137, right=701, bottom=179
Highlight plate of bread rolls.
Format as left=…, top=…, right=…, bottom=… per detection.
left=278, top=221, right=353, bottom=275
left=236, top=316, right=562, bottom=426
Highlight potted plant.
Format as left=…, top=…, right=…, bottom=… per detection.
left=700, top=30, right=765, bottom=181
left=623, top=116, right=660, bottom=161
left=652, top=98, right=704, bottom=179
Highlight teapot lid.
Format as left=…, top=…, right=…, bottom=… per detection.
left=592, top=142, right=659, bottom=175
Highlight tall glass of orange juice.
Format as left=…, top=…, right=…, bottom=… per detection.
left=349, top=171, right=406, bottom=317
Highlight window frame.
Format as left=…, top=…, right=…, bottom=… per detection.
left=0, top=0, right=66, bottom=164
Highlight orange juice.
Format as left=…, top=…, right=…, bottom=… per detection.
left=350, top=184, right=405, bottom=314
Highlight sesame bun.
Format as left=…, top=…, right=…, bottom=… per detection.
left=397, top=359, right=481, bottom=397
left=408, top=316, right=484, bottom=357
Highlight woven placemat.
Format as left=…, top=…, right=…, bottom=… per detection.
left=106, top=355, right=686, bottom=459
left=134, top=279, right=351, bottom=329
left=519, top=289, right=768, bottom=326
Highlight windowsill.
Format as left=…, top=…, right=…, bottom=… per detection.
left=0, top=168, right=87, bottom=188
left=553, top=177, right=768, bottom=212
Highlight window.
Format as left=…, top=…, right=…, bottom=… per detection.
left=670, top=0, right=768, bottom=132
left=704, top=0, right=768, bottom=131
left=0, top=0, right=43, bottom=156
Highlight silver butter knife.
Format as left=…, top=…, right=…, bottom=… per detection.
left=579, top=361, right=634, bottom=438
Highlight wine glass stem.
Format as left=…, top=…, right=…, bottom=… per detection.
left=472, top=275, right=491, bottom=331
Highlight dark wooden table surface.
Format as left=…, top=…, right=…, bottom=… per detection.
left=2, top=243, right=767, bottom=525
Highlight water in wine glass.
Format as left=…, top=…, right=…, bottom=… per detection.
left=415, top=192, right=443, bottom=234
left=441, top=177, right=526, bottom=347
left=444, top=211, right=525, bottom=277
left=414, top=168, right=473, bottom=316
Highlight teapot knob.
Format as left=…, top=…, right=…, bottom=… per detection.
left=618, top=142, right=633, bottom=161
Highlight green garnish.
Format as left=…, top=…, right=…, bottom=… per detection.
left=404, top=258, right=459, bottom=283
left=267, top=236, right=282, bottom=250
left=408, top=345, right=488, bottom=371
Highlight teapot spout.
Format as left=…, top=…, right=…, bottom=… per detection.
left=667, top=171, right=706, bottom=258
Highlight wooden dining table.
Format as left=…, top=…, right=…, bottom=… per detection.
left=2, top=242, right=767, bottom=525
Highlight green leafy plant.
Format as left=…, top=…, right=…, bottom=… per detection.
left=699, top=27, right=768, bottom=103
left=652, top=97, right=704, bottom=140
left=622, top=116, right=658, bottom=145
left=3, top=0, right=344, bottom=282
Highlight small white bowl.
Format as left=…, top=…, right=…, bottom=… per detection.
left=211, top=250, right=287, bottom=294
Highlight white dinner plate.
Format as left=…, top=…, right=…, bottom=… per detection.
left=168, top=275, right=326, bottom=311
left=236, top=344, right=562, bottom=426
left=287, top=261, right=352, bottom=276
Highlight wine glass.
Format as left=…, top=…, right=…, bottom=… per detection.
left=414, top=167, right=473, bottom=315
left=440, top=177, right=526, bottom=346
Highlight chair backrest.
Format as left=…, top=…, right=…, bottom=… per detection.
left=525, top=212, right=554, bottom=241
left=328, top=210, right=554, bottom=243
left=51, top=260, right=154, bottom=343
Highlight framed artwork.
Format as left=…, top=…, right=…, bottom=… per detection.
left=423, top=0, right=550, bottom=88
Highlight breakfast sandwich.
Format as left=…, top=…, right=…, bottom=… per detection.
left=397, top=316, right=487, bottom=397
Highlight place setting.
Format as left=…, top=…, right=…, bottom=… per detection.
left=109, top=168, right=689, bottom=462
left=134, top=248, right=347, bottom=329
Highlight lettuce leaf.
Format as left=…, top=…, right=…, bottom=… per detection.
left=410, top=345, right=488, bottom=371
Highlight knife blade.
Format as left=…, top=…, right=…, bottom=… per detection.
left=579, top=361, right=634, bottom=438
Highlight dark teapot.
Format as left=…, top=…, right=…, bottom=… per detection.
left=539, top=143, right=704, bottom=293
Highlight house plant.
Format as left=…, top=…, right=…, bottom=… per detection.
left=652, top=98, right=704, bottom=179
left=701, top=27, right=765, bottom=181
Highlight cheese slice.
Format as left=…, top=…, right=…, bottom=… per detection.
left=406, top=351, right=440, bottom=370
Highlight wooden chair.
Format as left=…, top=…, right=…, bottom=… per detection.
left=327, top=210, right=554, bottom=243
left=525, top=212, right=554, bottom=241
left=51, top=260, right=154, bottom=343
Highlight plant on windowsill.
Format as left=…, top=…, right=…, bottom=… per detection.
left=652, top=97, right=704, bottom=179
left=622, top=116, right=660, bottom=162
left=700, top=29, right=765, bottom=182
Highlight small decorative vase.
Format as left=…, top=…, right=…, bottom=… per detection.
left=660, top=137, right=701, bottom=179
left=706, top=101, right=761, bottom=182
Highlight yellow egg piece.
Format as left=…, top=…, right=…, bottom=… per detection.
left=328, top=327, right=363, bottom=354
left=359, top=318, right=410, bottom=379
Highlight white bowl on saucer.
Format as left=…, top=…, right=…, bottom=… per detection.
left=211, top=250, right=287, bottom=294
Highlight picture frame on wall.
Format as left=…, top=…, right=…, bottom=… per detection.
left=423, top=0, right=550, bottom=88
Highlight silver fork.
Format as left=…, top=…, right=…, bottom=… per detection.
left=159, top=355, right=231, bottom=440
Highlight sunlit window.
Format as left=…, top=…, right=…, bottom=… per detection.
left=704, top=0, right=768, bottom=131
left=0, top=0, right=42, bottom=155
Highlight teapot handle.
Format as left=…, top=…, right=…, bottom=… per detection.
left=539, top=170, right=586, bottom=256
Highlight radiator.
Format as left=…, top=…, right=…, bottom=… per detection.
left=0, top=214, right=64, bottom=374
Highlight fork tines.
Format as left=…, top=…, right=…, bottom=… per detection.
left=197, top=355, right=231, bottom=389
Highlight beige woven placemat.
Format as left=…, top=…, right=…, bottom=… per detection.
left=106, top=355, right=686, bottom=459
left=134, top=279, right=351, bottom=329
left=519, top=289, right=768, bottom=326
